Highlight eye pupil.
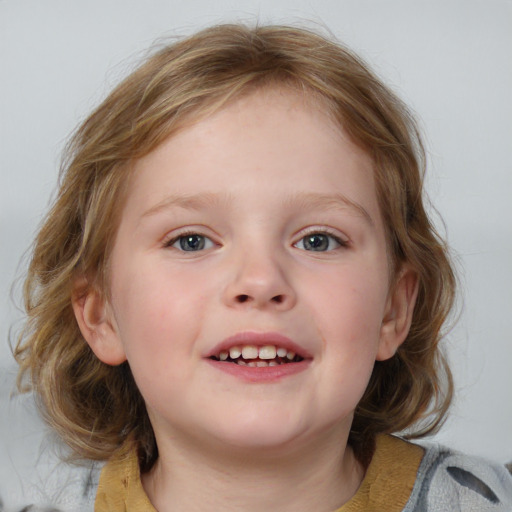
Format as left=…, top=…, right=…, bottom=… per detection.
left=304, top=234, right=329, bottom=251
left=180, top=235, right=205, bottom=251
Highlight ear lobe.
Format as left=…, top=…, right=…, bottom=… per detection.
left=72, top=281, right=127, bottom=366
left=377, top=266, right=419, bottom=361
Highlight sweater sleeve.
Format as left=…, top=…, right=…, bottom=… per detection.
left=404, top=445, right=512, bottom=512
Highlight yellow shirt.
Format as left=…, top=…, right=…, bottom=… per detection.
left=95, top=434, right=424, bottom=511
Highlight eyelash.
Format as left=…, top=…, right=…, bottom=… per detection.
left=293, top=228, right=349, bottom=252
left=163, top=230, right=216, bottom=251
left=163, top=227, right=349, bottom=253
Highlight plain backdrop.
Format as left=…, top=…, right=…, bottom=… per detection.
left=1, top=0, right=511, bottom=507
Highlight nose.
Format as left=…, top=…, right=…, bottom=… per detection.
left=222, top=248, right=297, bottom=311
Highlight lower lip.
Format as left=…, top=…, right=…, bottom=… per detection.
left=206, top=359, right=310, bottom=382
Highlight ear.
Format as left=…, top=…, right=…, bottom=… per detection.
left=377, top=265, right=419, bottom=361
left=72, top=279, right=127, bottom=366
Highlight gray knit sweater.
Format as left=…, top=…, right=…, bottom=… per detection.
left=404, top=442, right=512, bottom=511
left=2, top=442, right=511, bottom=511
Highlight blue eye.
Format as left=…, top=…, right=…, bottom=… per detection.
left=295, top=233, right=343, bottom=252
left=169, top=234, right=214, bottom=251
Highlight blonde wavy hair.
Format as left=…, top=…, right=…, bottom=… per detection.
left=15, top=23, right=455, bottom=470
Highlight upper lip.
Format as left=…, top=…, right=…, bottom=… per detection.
left=205, top=331, right=312, bottom=359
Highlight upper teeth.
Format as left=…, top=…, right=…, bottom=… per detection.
left=242, top=345, right=259, bottom=359
left=218, top=345, right=298, bottom=361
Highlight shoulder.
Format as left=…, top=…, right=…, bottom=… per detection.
left=0, top=462, right=100, bottom=512
left=404, top=441, right=512, bottom=512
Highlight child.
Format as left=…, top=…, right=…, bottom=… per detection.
left=14, top=24, right=512, bottom=511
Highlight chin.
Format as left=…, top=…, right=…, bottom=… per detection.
left=204, top=408, right=311, bottom=452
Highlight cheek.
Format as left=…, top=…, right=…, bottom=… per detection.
left=113, top=258, right=202, bottom=327
left=314, top=266, right=388, bottom=338
left=109, top=262, right=209, bottom=384
left=307, top=263, right=389, bottom=392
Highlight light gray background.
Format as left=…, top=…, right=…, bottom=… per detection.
left=1, top=0, right=511, bottom=508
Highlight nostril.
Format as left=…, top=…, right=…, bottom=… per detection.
left=233, top=294, right=288, bottom=305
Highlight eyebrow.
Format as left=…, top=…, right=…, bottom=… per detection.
left=283, top=191, right=374, bottom=227
left=141, top=191, right=374, bottom=227
left=141, top=192, right=233, bottom=219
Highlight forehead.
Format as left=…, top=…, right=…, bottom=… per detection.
left=122, top=87, right=380, bottom=225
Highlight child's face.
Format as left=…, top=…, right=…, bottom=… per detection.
left=80, top=88, right=415, bottom=453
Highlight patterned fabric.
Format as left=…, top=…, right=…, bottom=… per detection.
left=93, top=435, right=512, bottom=511
left=94, top=435, right=423, bottom=511
left=404, top=443, right=512, bottom=511
left=2, top=437, right=511, bottom=511
left=0, top=463, right=99, bottom=512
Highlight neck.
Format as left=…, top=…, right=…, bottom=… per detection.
left=142, top=426, right=365, bottom=512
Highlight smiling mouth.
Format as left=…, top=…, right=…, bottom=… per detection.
left=209, top=344, right=304, bottom=367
